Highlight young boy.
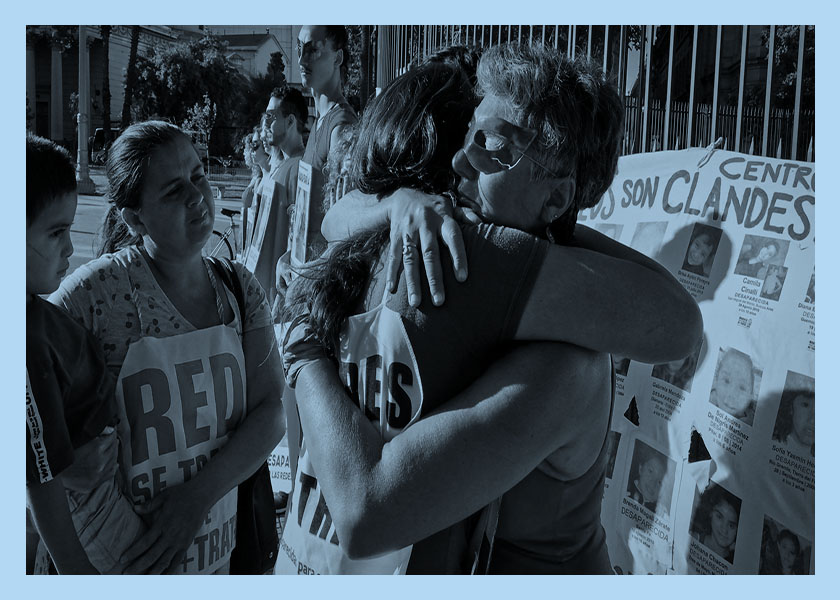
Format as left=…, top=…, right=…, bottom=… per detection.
left=26, top=133, right=144, bottom=574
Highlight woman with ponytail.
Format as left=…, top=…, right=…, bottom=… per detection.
left=51, top=120, right=285, bottom=574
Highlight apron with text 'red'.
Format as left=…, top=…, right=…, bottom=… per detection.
left=115, top=272, right=247, bottom=574
left=275, top=292, right=422, bottom=574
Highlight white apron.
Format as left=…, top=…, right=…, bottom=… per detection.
left=275, top=290, right=421, bottom=574
left=115, top=268, right=247, bottom=574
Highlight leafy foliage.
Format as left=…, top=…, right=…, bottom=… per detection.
left=130, top=33, right=247, bottom=154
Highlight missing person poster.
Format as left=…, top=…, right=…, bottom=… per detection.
left=290, top=160, right=313, bottom=268
left=588, top=147, right=815, bottom=574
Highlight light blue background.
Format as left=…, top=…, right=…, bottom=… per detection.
left=4, top=0, right=833, bottom=596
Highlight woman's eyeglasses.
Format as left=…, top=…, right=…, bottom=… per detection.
left=463, top=116, right=563, bottom=178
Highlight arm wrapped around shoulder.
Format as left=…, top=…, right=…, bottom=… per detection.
left=278, top=313, right=330, bottom=388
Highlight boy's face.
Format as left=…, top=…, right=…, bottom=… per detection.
left=26, top=192, right=76, bottom=296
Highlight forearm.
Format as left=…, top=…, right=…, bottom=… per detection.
left=188, top=339, right=286, bottom=510
left=321, top=189, right=391, bottom=241
left=27, top=478, right=99, bottom=574
left=191, top=394, right=285, bottom=509
left=295, top=343, right=586, bottom=558
left=519, top=232, right=703, bottom=363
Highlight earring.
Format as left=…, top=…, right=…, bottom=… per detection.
left=545, top=215, right=561, bottom=244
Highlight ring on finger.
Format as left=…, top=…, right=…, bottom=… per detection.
left=402, top=233, right=416, bottom=257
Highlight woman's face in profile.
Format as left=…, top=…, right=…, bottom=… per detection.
left=687, top=234, right=713, bottom=266
left=710, top=500, right=738, bottom=550
left=637, top=457, right=665, bottom=501
left=791, top=394, right=815, bottom=446
left=778, top=537, right=798, bottom=571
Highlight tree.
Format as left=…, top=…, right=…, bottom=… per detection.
left=183, top=93, right=216, bottom=170
left=130, top=33, right=247, bottom=154
left=763, top=25, right=814, bottom=110
left=344, top=26, right=364, bottom=114
left=237, top=50, right=289, bottom=131
left=121, top=25, right=140, bottom=128
left=267, top=51, right=286, bottom=84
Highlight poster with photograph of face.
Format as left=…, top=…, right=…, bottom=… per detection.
left=625, top=439, right=675, bottom=516
left=688, top=482, right=742, bottom=565
left=733, top=234, right=790, bottom=278
left=771, top=371, right=815, bottom=458
left=758, top=515, right=812, bottom=574
left=629, top=221, right=668, bottom=258
left=681, top=223, right=723, bottom=278
left=650, top=342, right=703, bottom=392
left=594, top=223, right=624, bottom=241
left=759, top=264, right=788, bottom=301
left=709, top=347, right=763, bottom=426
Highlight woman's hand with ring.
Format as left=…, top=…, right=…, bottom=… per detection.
left=385, top=189, right=468, bottom=307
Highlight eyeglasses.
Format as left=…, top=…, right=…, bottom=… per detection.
left=297, top=39, right=326, bottom=61
left=463, top=116, right=563, bottom=178
left=263, top=109, right=284, bottom=125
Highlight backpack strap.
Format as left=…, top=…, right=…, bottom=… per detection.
left=207, top=256, right=246, bottom=326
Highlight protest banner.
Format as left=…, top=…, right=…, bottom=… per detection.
left=590, top=147, right=815, bottom=574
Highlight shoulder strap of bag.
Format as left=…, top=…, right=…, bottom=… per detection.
left=207, top=256, right=246, bottom=326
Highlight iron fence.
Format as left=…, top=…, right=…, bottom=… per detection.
left=374, top=25, right=814, bottom=162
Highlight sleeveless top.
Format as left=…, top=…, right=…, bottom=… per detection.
left=488, top=368, right=616, bottom=574
left=300, top=100, right=357, bottom=258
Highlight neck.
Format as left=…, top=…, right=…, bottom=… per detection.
left=141, top=241, right=204, bottom=284
left=280, top=132, right=305, bottom=159
left=312, top=83, right=344, bottom=120
left=269, top=147, right=284, bottom=170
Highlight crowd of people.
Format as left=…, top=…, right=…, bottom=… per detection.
left=26, top=25, right=703, bottom=575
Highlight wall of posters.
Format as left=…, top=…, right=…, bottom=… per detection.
left=585, top=147, right=815, bottom=574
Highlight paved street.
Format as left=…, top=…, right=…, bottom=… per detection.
left=68, top=166, right=248, bottom=279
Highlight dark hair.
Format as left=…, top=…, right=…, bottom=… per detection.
left=415, top=44, right=481, bottom=88
left=323, top=26, right=349, bottom=82
left=691, top=483, right=741, bottom=542
left=477, top=43, right=624, bottom=242
left=270, top=86, right=310, bottom=135
left=347, top=62, right=475, bottom=200
left=772, top=387, right=815, bottom=455
left=777, top=529, right=801, bottom=556
left=97, top=120, right=189, bottom=255
left=283, top=62, right=475, bottom=356
left=26, top=133, right=76, bottom=225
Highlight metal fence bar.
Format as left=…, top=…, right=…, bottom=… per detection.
left=735, top=26, right=747, bottom=152
left=688, top=25, right=698, bottom=147
left=642, top=26, right=652, bottom=152
left=792, top=24, right=805, bottom=160
left=587, top=25, right=592, bottom=59
left=665, top=26, right=674, bottom=150
left=712, top=26, right=721, bottom=145
left=603, top=25, right=609, bottom=72
left=570, top=25, right=575, bottom=58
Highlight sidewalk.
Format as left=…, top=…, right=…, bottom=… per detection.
left=68, top=166, right=249, bottom=278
